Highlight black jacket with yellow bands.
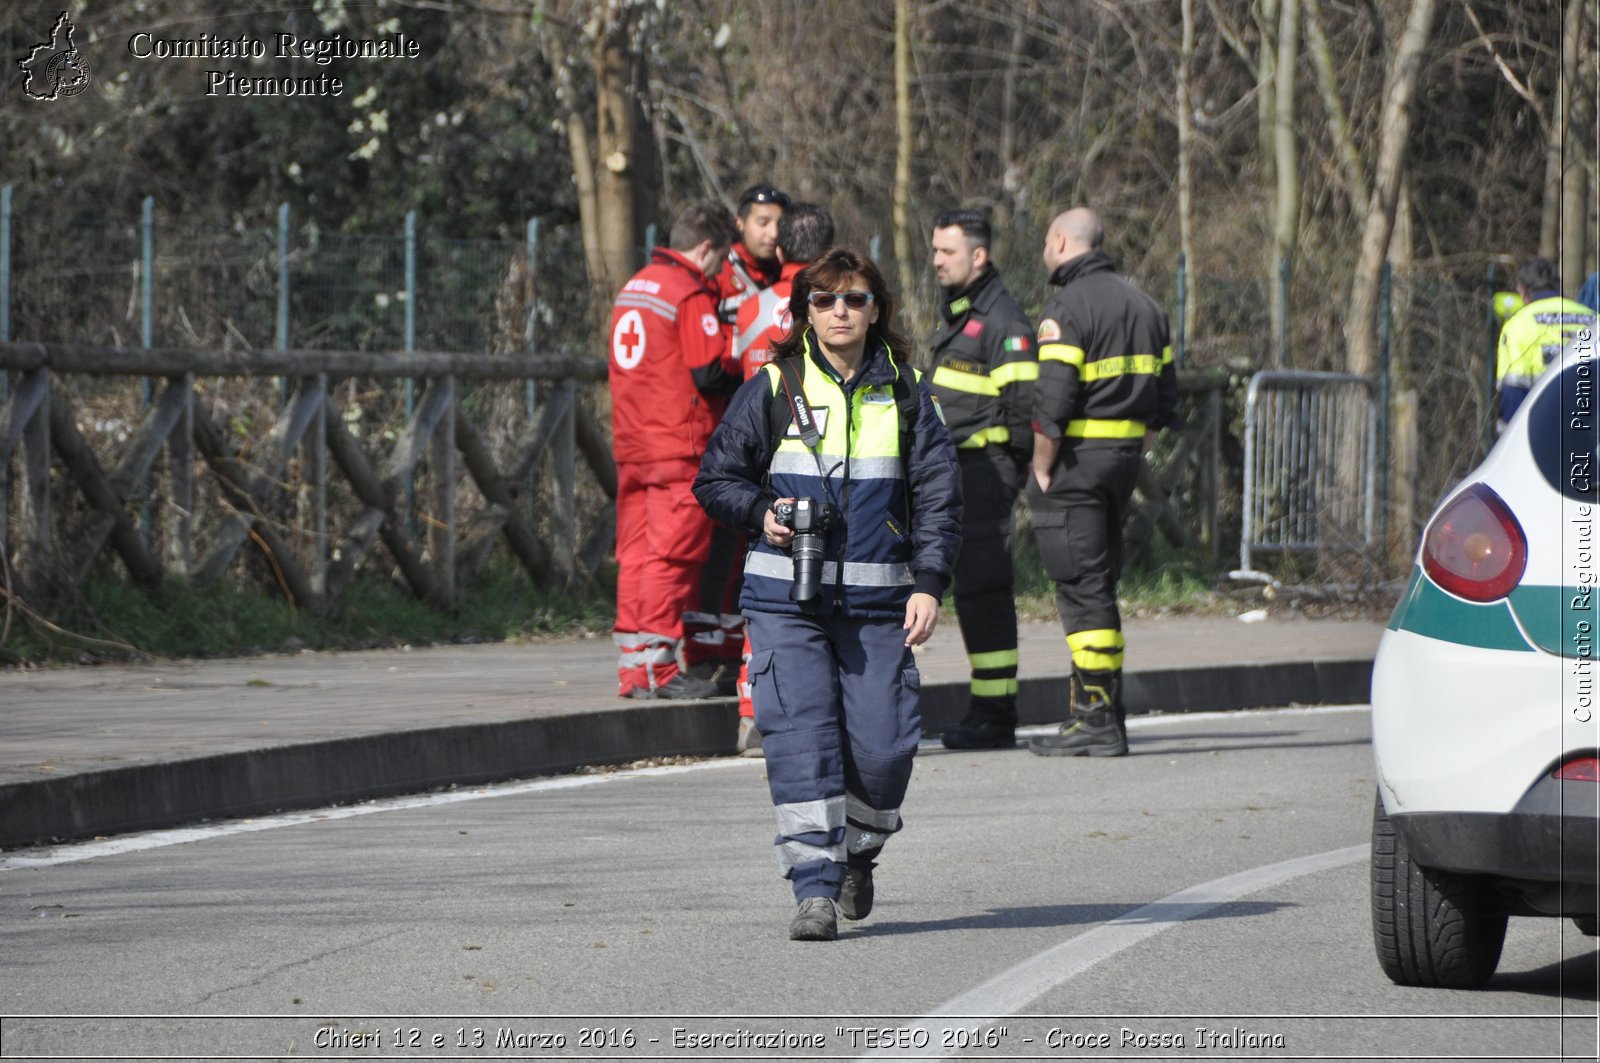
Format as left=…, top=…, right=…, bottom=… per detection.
left=927, top=265, right=1037, bottom=453
left=1033, top=250, right=1177, bottom=445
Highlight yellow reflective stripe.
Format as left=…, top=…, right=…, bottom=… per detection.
left=957, top=425, right=1012, bottom=449
left=931, top=365, right=998, bottom=396
left=1064, top=418, right=1146, bottom=439
left=971, top=677, right=1018, bottom=697
left=1067, top=629, right=1124, bottom=651
left=1039, top=343, right=1085, bottom=365
left=968, top=648, right=1019, bottom=671
left=1067, top=629, right=1124, bottom=672
left=991, top=360, right=1040, bottom=387
left=1072, top=649, right=1123, bottom=671
left=1161, top=344, right=1173, bottom=365
left=1078, top=354, right=1160, bottom=382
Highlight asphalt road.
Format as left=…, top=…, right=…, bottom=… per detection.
left=4, top=705, right=1597, bottom=1062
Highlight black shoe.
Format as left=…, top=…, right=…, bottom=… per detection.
left=1028, top=708, right=1127, bottom=757
left=685, top=661, right=738, bottom=697
left=941, top=719, right=1017, bottom=750
left=839, top=865, right=875, bottom=920
left=788, top=897, right=838, bottom=941
left=630, top=672, right=719, bottom=700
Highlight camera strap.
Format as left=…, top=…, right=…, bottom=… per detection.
left=769, top=352, right=919, bottom=484
left=774, top=356, right=821, bottom=450
left=772, top=357, right=837, bottom=485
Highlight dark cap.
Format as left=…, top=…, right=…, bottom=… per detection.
left=737, top=184, right=791, bottom=212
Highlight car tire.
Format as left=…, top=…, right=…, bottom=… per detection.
left=1370, top=795, right=1507, bottom=988
left=1573, top=916, right=1600, bottom=937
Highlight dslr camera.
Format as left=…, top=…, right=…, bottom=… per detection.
left=772, top=497, right=840, bottom=608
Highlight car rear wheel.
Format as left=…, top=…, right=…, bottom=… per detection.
left=1371, top=795, right=1508, bottom=988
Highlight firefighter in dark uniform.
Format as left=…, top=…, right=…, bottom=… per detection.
left=1027, top=208, right=1176, bottom=757
left=926, top=210, right=1038, bottom=750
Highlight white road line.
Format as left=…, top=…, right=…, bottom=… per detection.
left=862, top=844, right=1371, bottom=1060
left=0, top=758, right=756, bottom=872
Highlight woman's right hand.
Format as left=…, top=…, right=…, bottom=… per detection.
left=762, top=498, right=796, bottom=549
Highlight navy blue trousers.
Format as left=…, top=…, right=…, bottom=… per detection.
left=745, top=609, right=922, bottom=901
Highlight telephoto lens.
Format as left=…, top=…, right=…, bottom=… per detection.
left=773, top=498, right=834, bottom=608
left=789, top=512, right=826, bottom=606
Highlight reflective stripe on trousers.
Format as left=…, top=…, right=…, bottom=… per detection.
left=746, top=610, right=920, bottom=901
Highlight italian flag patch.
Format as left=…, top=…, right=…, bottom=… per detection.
left=1004, top=336, right=1031, bottom=352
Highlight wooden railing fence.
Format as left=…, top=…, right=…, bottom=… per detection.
left=0, top=342, right=613, bottom=612
left=1, top=342, right=1238, bottom=619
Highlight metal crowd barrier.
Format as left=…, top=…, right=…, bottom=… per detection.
left=1232, top=370, right=1377, bottom=584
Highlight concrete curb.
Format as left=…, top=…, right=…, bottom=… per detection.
left=0, top=658, right=1373, bottom=850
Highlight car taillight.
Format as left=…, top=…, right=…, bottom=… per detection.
left=1555, top=757, right=1600, bottom=782
left=1422, top=483, right=1527, bottom=602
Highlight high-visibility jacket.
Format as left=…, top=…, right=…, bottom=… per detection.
left=1497, top=293, right=1595, bottom=423
left=733, top=262, right=804, bottom=381
left=608, top=248, right=737, bottom=464
left=1033, top=250, right=1177, bottom=445
left=716, top=242, right=780, bottom=327
left=927, top=265, right=1037, bottom=452
left=693, top=335, right=962, bottom=620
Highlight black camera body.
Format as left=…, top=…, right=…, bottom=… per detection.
left=773, top=497, right=840, bottom=607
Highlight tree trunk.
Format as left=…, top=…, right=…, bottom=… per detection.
left=594, top=4, right=639, bottom=307
left=1256, top=0, right=1281, bottom=187
left=1345, top=0, right=1438, bottom=377
left=1271, top=0, right=1300, bottom=365
left=1178, top=0, right=1198, bottom=347
left=1541, top=0, right=1582, bottom=261
left=536, top=5, right=604, bottom=324
left=1558, top=0, right=1592, bottom=290
left=1305, top=0, right=1369, bottom=221
left=538, top=1, right=653, bottom=338
left=996, top=0, right=1032, bottom=231
left=893, top=0, right=917, bottom=312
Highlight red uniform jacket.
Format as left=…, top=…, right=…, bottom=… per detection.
left=715, top=243, right=780, bottom=328
left=732, top=261, right=805, bottom=381
left=609, top=248, right=729, bottom=464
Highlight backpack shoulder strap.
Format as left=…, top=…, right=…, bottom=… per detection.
left=890, top=356, right=919, bottom=460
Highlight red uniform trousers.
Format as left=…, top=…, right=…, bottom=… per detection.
left=613, top=455, right=714, bottom=696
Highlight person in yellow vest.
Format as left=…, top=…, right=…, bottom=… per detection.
left=1496, top=257, right=1596, bottom=427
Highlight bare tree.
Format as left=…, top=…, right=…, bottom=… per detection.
left=893, top=0, right=917, bottom=309
left=1178, top=0, right=1199, bottom=345
left=1271, top=0, right=1301, bottom=361
left=1304, top=0, right=1370, bottom=221
left=1347, top=0, right=1439, bottom=376
left=536, top=0, right=657, bottom=332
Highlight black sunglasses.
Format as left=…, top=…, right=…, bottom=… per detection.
left=807, top=290, right=874, bottom=311
left=739, top=186, right=791, bottom=209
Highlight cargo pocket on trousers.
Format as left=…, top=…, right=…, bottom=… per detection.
left=897, top=661, right=923, bottom=749
left=748, top=649, right=788, bottom=734
left=1026, top=506, right=1077, bottom=583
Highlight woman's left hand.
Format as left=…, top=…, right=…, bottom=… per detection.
left=902, top=592, right=940, bottom=647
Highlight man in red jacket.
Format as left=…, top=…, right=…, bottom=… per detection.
left=684, top=184, right=793, bottom=696
left=610, top=200, right=741, bottom=699
left=716, top=184, right=790, bottom=328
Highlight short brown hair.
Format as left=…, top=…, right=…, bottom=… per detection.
left=669, top=200, right=737, bottom=252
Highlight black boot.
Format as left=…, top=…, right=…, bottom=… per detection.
left=839, top=858, right=876, bottom=920
left=1028, top=673, right=1127, bottom=757
left=941, top=696, right=1017, bottom=750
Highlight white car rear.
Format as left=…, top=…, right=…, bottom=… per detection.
left=1370, top=334, right=1600, bottom=987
